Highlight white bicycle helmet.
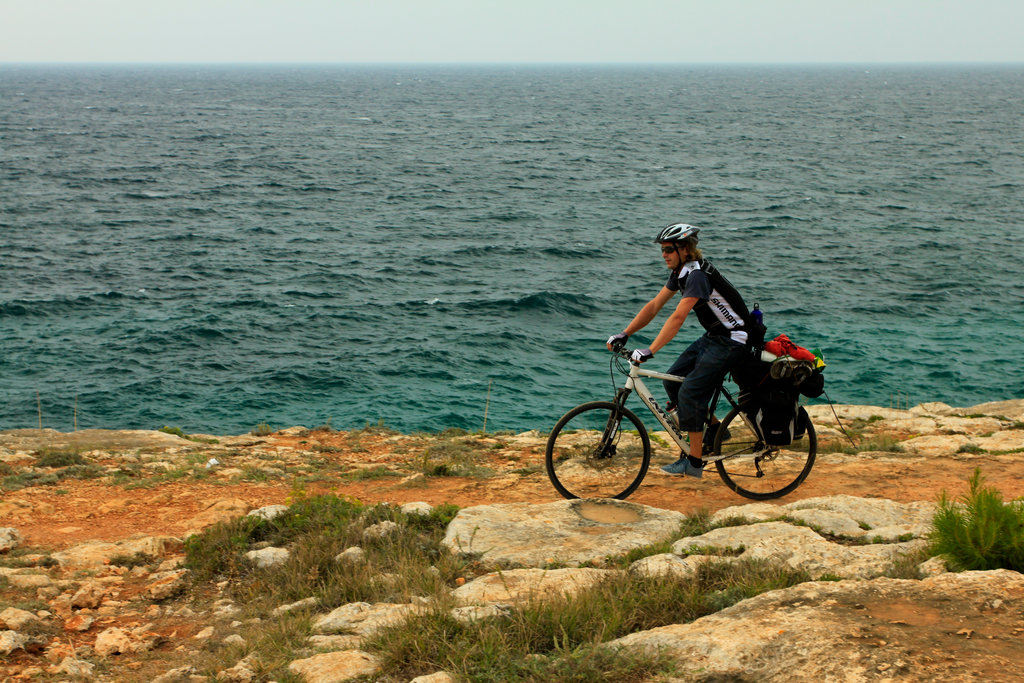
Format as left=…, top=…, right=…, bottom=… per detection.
left=654, top=222, right=700, bottom=244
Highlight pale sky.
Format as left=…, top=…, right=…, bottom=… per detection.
left=2, top=0, right=1022, bottom=64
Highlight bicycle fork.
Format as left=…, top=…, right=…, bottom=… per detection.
left=594, top=388, right=634, bottom=457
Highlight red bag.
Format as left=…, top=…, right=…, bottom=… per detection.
left=764, top=334, right=816, bottom=361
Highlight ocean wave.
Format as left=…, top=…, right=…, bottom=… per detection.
left=450, top=244, right=612, bottom=259
left=474, top=291, right=598, bottom=317
left=0, top=292, right=129, bottom=317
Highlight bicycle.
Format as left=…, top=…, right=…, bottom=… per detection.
left=545, top=346, right=817, bottom=501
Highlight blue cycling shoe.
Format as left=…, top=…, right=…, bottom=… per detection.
left=660, top=458, right=704, bottom=478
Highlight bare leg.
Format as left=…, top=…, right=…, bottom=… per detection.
left=688, top=430, right=703, bottom=461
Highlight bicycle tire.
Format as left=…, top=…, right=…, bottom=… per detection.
left=545, top=401, right=651, bottom=500
left=713, top=403, right=816, bottom=500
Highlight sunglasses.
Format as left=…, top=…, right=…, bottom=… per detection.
left=660, top=245, right=677, bottom=254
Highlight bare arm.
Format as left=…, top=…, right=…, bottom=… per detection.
left=649, top=296, right=699, bottom=353
left=606, top=287, right=677, bottom=350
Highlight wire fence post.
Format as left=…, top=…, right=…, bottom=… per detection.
left=482, top=379, right=493, bottom=433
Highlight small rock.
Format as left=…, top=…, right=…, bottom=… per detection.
left=146, top=569, right=191, bottom=601
left=917, top=556, right=949, bottom=578
left=70, top=581, right=109, bottom=609
left=629, top=553, right=725, bottom=580
left=47, top=656, right=95, bottom=678
left=288, top=650, right=380, bottom=682
left=63, top=614, right=95, bottom=632
left=450, top=604, right=511, bottom=624
left=221, top=653, right=258, bottom=682
left=335, top=546, right=366, bottom=566
left=245, top=546, right=291, bottom=568
left=223, top=633, right=246, bottom=646
left=194, top=626, right=216, bottom=640
left=400, top=501, right=434, bottom=515
left=151, top=665, right=199, bottom=683
left=1, top=630, right=30, bottom=656
left=1, top=607, right=40, bottom=630
left=453, top=568, right=618, bottom=606
left=410, top=673, right=459, bottom=683
left=248, top=504, right=291, bottom=521
left=7, top=573, right=53, bottom=589
left=0, top=527, right=23, bottom=553
left=312, top=602, right=422, bottom=637
left=94, top=627, right=133, bottom=656
left=271, top=596, right=320, bottom=616
left=363, top=520, right=400, bottom=541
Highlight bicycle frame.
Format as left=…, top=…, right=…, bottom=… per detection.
left=613, top=358, right=758, bottom=464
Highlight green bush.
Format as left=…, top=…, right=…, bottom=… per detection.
left=35, top=449, right=88, bottom=468
left=252, top=422, right=274, bottom=436
left=930, top=468, right=1024, bottom=572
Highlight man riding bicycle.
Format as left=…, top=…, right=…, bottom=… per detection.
left=606, top=223, right=758, bottom=478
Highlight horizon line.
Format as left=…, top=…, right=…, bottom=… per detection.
left=3, top=59, right=1023, bottom=67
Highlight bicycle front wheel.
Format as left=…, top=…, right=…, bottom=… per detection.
left=713, top=404, right=816, bottom=500
left=545, top=401, right=651, bottom=500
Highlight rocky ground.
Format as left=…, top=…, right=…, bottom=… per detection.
left=1, top=398, right=1023, bottom=681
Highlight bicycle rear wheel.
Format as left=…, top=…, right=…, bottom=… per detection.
left=713, top=404, right=816, bottom=500
left=545, top=401, right=651, bottom=500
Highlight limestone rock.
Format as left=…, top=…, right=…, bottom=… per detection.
left=312, top=602, right=422, bottom=637
left=363, top=520, right=400, bottom=541
left=712, top=494, right=935, bottom=541
left=410, top=673, right=459, bottom=683
left=976, top=429, right=1024, bottom=452
left=52, top=535, right=181, bottom=568
left=1, top=607, right=40, bottom=631
left=184, top=498, right=253, bottom=530
left=0, top=629, right=30, bottom=656
left=335, top=546, right=365, bottom=566
left=628, top=553, right=727, bottom=580
left=917, top=556, right=949, bottom=578
left=63, top=614, right=95, bottom=632
left=307, top=634, right=364, bottom=651
left=961, top=398, right=1024, bottom=421
left=245, top=546, right=291, bottom=568
left=452, top=568, right=618, bottom=606
left=443, top=499, right=685, bottom=567
left=145, top=569, right=191, bottom=601
left=0, top=428, right=190, bottom=452
left=901, top=433, right=973, bottom=456
left=47, top=656, right=95, bottom=678
left=6, top=572, right=53, bottom=589
left=672, top=521, right=924, bottom=579
left=400, top=501, right=434, bottom=515
left=450, top=604, right=511, bottom=624
left=611, top=570, right=1024, bottom=682
left=248, top=504, right=290, bottom=521
left=221, top=653, right=258, bottom=682
left=0, top=526, right=22, bottom=552
left=94, top=627, right=134, bottom=656
left=272, top=596, right=320, bottom=616
left=70, top=580, right=109, bottom=609
left=287, top=650, right=380, bottom=683
left=151, top=665, right=199, bottom=683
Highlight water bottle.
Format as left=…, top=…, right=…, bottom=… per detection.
left=752, top=303, right=763, bottom=327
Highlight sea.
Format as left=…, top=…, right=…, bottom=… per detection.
left=2, top=64, right=1023, bottom=435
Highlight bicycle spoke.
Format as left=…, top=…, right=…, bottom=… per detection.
left=713, top=405, right=816, bottom=500
left=546, top=402, right=651, bottom=500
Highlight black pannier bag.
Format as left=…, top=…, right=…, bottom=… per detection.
left=799, top=369, right=825, bottom=398
left=731, top=353, right=818, bottom=446
left=756, top=387, right=800, bottom=446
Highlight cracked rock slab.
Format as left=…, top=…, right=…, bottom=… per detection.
left=672, top=521, right=925, bottom=579
left=442, top=499, right=685, bottom=567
